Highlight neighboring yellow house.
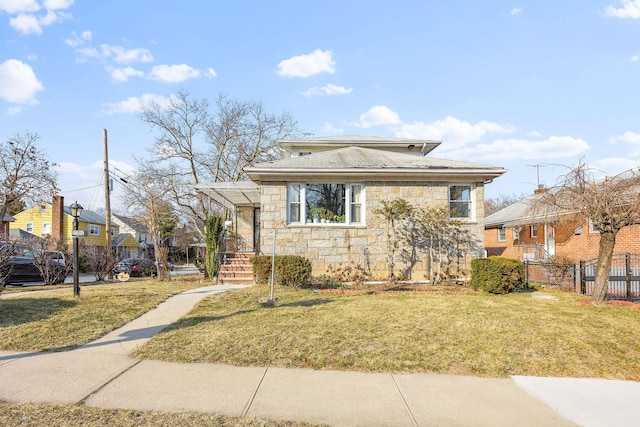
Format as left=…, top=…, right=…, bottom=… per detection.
left=12, top=197, right=139, bottom=256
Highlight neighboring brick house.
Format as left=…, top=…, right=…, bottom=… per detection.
left=196, top=136, right=506, bottom=279
left=484, top=189, right=640, bottom=263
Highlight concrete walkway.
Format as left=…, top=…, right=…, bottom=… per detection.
left=1, top=285, right=638, bottom=426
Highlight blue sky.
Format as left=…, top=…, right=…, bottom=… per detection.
left=2, top=1, right=640, bottom=212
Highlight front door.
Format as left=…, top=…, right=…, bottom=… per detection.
left=544, top=223, right=555, bottom=257
left=253, top=207, right=260, bottom=254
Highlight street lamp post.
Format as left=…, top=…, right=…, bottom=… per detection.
left=70, top=201, right=83, bottom=297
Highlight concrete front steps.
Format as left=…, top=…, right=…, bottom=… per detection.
left=216, top=252, right=255, bottom=285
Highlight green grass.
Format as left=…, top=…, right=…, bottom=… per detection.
left=0, top=278, right=204, bottom=352
left=0, top=402, right=320, bottom=426
left=132, top=285, right=640, bottom=380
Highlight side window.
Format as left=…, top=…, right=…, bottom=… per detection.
left=26, top=222, right=33, bottom=233
left=449, top=185, right=473, bottom=219
left=88, top=225, right=101, bottom=236
left=498, top=227, right=506, bottom=242
left=531, top=224, right=538, bottom=238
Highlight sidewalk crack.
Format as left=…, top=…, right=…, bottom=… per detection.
left=241, top=367, right=269, bottom=418
left=77, top=358, right=143, bottom=405
left=391, top=374, right=418, bottom=427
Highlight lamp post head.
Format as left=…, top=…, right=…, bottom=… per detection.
left=69, top=201, right=84, bottom=218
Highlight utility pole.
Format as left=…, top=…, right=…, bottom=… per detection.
left=104, top=129, right=113, bottom=280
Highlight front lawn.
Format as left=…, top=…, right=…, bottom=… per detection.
left=0, top=278, right=204, bottom=352
left=133, top=285, right=640, bottom=380
left=0, top=402, right=318, bottom=427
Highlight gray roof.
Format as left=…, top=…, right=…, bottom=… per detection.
left=279, top=135, right=442, bottom=156
left=246, top=146, right=506, bottom=180
left=63, top=206, right=106, bottom=225
left=112, top=214, right=149, bottom=233
left=484, top=194, right=567, bottom=228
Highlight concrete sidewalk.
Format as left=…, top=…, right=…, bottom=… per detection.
left=1, top=285, right=638, bottom=426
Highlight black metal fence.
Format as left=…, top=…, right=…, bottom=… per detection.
left=579, top=253, right=640, bottom=301
left=524, top=253, right=640, bottom=301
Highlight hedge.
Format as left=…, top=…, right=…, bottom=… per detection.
left=251, top=255, right=312, bottom=288
left=470, top=257, right=524, bottom=294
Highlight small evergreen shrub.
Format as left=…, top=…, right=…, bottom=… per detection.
left=251, top=255, right=312, bottom=288
left=471, top=257, right=524, bottom=294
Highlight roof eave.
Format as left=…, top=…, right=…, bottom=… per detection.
left=246, top=167, right=507, bottom=182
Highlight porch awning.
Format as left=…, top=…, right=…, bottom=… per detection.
left=195, top=181, right=261, bottom=208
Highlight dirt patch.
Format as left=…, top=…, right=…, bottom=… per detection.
left=575, top=297, right=640, bottom=309
left=318, top=282, right=478, bottom=296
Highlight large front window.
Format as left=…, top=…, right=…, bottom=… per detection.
left=288, top=183, right=364, bottom=225
left=449, top=184, right=473, bottom=219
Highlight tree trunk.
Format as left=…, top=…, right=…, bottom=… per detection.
left=592, top=230, right=618, bottom=305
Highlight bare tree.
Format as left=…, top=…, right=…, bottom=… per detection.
left=139, top=91, right=299, bottom=236
left=534, top=161, right=640, bottom=304
left=485, top=192, right=526, bottom=216
left=121, top=163, right=176, bottom=281
left=0, top=131, right=59, bottom=222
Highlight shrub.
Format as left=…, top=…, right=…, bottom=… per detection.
left=470, top=257, right=524, bottom=294
left=310, top=274, right=348, bottom=290
left=251, top=255, right=312, bottom=288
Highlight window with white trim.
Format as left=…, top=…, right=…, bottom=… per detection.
left=88, top=224, right=101, bottom=236
left=531, top=224, right=538, bottom=238
left=588, top=219, right=598, bottom=234
left=26, top=222, right=33, bottom=233
left=448, top=184, right=473, bottom=219
left=498, top=227, right=506, bottom=242
left=513, top=227, right=520, bottom=240
left=42, top=222, right=51, bottom=236
left=287, top=183, right=365, bottom=225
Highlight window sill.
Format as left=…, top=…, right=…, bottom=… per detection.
left=287, top=223, right=367, bottom=228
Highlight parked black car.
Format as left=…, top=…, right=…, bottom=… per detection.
left=113, top=258, right=156, bottom=277
left=0, top=245, right=68, bottom=286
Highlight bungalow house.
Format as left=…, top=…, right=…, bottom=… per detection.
left=12, top=196, right=139, bottom=256
left=196, top=136, right=506, bottom=279
left=484, top=188, right=640, bottom=263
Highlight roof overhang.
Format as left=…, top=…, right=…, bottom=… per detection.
left=246, top=167, right=507, bottom=183
left=195, top=181, right=261, bottom=208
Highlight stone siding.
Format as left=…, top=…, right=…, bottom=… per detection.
left=258, top=180, right=486, bottom=279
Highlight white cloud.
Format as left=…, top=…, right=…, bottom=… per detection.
left=0, top=0, right=40, bottom=14
left=301, top=83, right=352, bottom=97
left=6, top=106, right=22, bottom=115
left=206, top=68, right=217, bottom=78
left=9, top=13, right=41, bottom=34
left=440, top=136, right=589, bottom=161
left=609, top=131, right=640, bottom=155
left=590, top=157, right=640, bottom=176
left=394, top=116, right=515, bottom=148
left=604, top=0, right=640, bottom=18
left=632, top=55, right=640, bottom=61
left=43, top=0, right=74, bottom=10
left=322, top=122, right=344, bottom=134
left=102, top=44, right=153, bottom=64
left=351, top=105, right=402, bottom=128
left=103, top=93, right=172, bottom=115
left=0, top=59, right=43, bottom=104
left=148, top=64, right=202, bottom=83
left=109, top=66, right=145, bottom=82
left=510, top=8, right=522, bottom=15
left=609, top=130, right=640, bottom=145
left=75, top=44, right=153, bottom=64
left=64, top=30, right=91, bottom=47
left=6, top=1, right=72, bottom=35
left=277, top=49, right=335, bottom=78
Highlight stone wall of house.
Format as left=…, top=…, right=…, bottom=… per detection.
left=259, top=180, right=486, bottom=280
